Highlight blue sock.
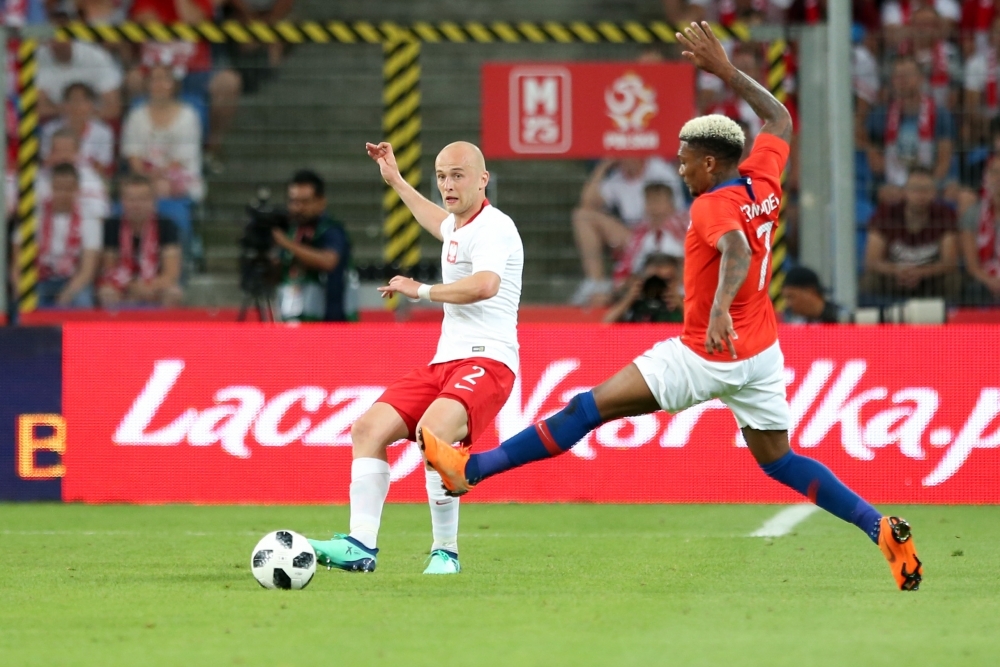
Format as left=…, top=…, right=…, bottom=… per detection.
left=466, top=391, right=604, bottom=484
left=761, top=451, right=882, bottom=543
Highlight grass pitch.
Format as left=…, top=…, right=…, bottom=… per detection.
left=1, top=503, right=998, bottom=667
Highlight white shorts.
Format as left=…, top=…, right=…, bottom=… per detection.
left=632, top=337, right=791, bottom=431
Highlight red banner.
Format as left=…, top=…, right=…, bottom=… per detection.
left=63, top=324, right=1000, bottom=504
left=481, top=62, right=696, bottom=159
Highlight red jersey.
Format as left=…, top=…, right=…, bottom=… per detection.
left=680, top=133, right=790, bottom=361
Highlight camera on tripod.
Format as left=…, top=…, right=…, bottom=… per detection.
left=238, top=187, right=289, bottom=320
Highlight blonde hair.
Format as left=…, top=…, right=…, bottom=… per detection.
left=678, top=114, right=746, bottom=159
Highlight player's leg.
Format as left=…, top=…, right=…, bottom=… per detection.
left=416, top=359, right=516, bottom=572
left=307, top=402, right=409, bottom=572
left=417, top=397, right=469, bottom=573
left=424, top=361, right=659, bottom=495
left=727, top=344, right=921, bottom=590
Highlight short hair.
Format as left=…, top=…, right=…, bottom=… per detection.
left=289, top=169, right=325, bottom=198
left=121, top=173, right=154, bottom=191
left=892, top=55, right=919, bottom=71
left=643, top=181, right=674, bottom=198
left=62, top=81, right=97, bottom=103
left=679, top=114, right=745, bottom=165
left=907, top=166, right=935, bottom=181
left=644, top=253, right=680, bottom=270
left=51, top=127, right=79, bottom=146
left=50, top=162, right=79, bottom=183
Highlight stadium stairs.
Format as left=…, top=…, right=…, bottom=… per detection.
left=187, top=0, right=665, bottom=306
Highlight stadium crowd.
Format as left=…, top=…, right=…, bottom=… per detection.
left=583, top=0, right=1000, bottom=318
left=5, top=0, right=294, bottom=311
left=5, top=0, right=1000, bottom=318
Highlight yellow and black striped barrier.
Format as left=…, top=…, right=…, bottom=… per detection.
left=381, top=31, right=422, bottom=306
left=54, top=19, right=751, bottom=45
left=16, top=39, right=40, bottom=314
left=766, top=38, right=790, bottom=312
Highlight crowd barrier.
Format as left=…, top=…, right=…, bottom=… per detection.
left=4, top=323, right=999, bottom=504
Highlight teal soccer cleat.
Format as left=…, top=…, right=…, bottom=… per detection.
left=307, top=534, right=378, bottom=572
left=423, top=549, right=461, bottom=575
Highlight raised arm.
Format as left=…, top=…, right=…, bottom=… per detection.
left=676, top=22, right=793, bottom=143
left=367, top=141, right=449, bottom=241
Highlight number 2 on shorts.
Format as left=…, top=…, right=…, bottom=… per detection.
left=454, top=366, right=486, bottom=392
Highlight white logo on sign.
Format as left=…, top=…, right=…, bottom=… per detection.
left=509, top=66, right=572, bottom=154
left=603, top=72, right=660, bottom=151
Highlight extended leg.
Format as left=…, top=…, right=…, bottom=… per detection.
left=744, top=428, right=922, bottom=590
left=423, top=363, right=659, bottom=495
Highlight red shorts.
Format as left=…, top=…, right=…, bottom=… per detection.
left=377, top=357, right=516, bottom=446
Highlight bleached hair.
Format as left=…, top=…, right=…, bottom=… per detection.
left=679, top=114, right=746, bottom=151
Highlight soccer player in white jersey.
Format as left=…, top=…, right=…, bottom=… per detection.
left=307, top=140, right=524, bottom=575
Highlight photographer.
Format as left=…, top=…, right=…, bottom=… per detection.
left=603, top=253, right=684, bottom=324
left=271, top=170, right=352, bottom=322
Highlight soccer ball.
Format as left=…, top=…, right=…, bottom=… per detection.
left=250, top=530, right=316, bottom=590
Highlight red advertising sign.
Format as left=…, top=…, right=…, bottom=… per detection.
left=481, top=62, right=696, bottom=159
left=63, top=324, right=1000, bottom=504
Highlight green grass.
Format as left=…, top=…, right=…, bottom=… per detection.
left=1, top=504, right=998, bottom=666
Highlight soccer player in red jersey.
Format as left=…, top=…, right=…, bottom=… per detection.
left=422, top=22, right=922, bottom=591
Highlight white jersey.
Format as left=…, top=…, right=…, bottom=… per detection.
left=431, top=201, right=523, bottom=373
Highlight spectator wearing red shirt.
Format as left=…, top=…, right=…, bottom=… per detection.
left=128, top=0, right=242, bottom=165
left=861, top=168, right=961, bottom=302
left=909, top=5, right=962, bottom=111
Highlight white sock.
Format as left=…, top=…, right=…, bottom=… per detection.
left=426, top=467, right=460, bottom=554
left=348, top=458, right=390, bottom=550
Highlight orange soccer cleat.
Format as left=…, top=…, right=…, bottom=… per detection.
left=418, top=426, right=475, bottom=497
left=878, top=516, right=923, bottom=591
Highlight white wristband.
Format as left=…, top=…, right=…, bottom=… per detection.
left=417, top=283, right=433, bottom=301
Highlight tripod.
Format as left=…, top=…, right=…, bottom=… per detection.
left=237, top=289, right=277, bottom=322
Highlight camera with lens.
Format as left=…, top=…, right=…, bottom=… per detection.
left=238, top=187, right=289, bottom=297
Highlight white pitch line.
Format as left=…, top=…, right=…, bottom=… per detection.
left=749, top=504, right=819, bottom=537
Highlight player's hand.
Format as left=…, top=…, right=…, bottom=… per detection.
left=676, top=21, right=733, bottom=79
left=706, top=309, right=738, bottom=359
left=366, top=142, right=402, bottom=186
left=377, top=275, right=421, bottom=300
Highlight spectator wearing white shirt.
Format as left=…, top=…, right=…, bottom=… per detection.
left=121, top=64, right=205, bottom=202
left=36, top=129, right=110, bottom=224
left=36, top=40, right=123, bottom=124
left=571, top=157, right=687, bottom=306
left=40, top=82, right=115, bottom=177
left=25, top=163, right=101, bottom=307
left=962, top=16, right=1000, bottom=155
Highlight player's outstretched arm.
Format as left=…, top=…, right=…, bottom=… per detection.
left=366, top=141, right=449, bottom=241
left=377, top=271, right=501, bottom=305
left=706, top=230, right=751, bottom=359
left=676, top=22, right=792, bottom=143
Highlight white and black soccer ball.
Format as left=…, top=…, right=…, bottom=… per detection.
left=250, top=530, right=316, bottom=590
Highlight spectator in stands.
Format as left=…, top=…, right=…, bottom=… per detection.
left=122, top=64, right=205, bottom=203
left=220, top=0, right=295, bottom=92
left=129, top=0, right=242, bottom=170
left=28, top=163, right=102, bottom=308
left=611, top=182, right=687, bottom=288
left=961, top=0, right=997, bottom=53
left=571, top=156, right=687, bottom=306
left=704, top=43, right=765, bottom=142
left=36, top=37, right=123, bottom=123
left=959, top=157, right=1000, bottom=302
left=40, top=82, right=115, bottom=177
left=910, top=5, right=962, bottom=111
left=962, top=15, right=1000, bottom=177
left=39, top=129, right=110, bottom=225
left=781, top=265, right=849, bottom=324
left=882, top=0, right=962, bottom=52
left=864, top=56, right=955, bottom=203
left=98, top=175, right=183, bottom=307
left=603, top=253, right=683, bottom=324
left=861, top=167, right=961, bottom=302
left=273, top=170, right=352, bottom=322
left=854, top=25, right=881, bottom=141
left=74, top=0, right=128, bottom=24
